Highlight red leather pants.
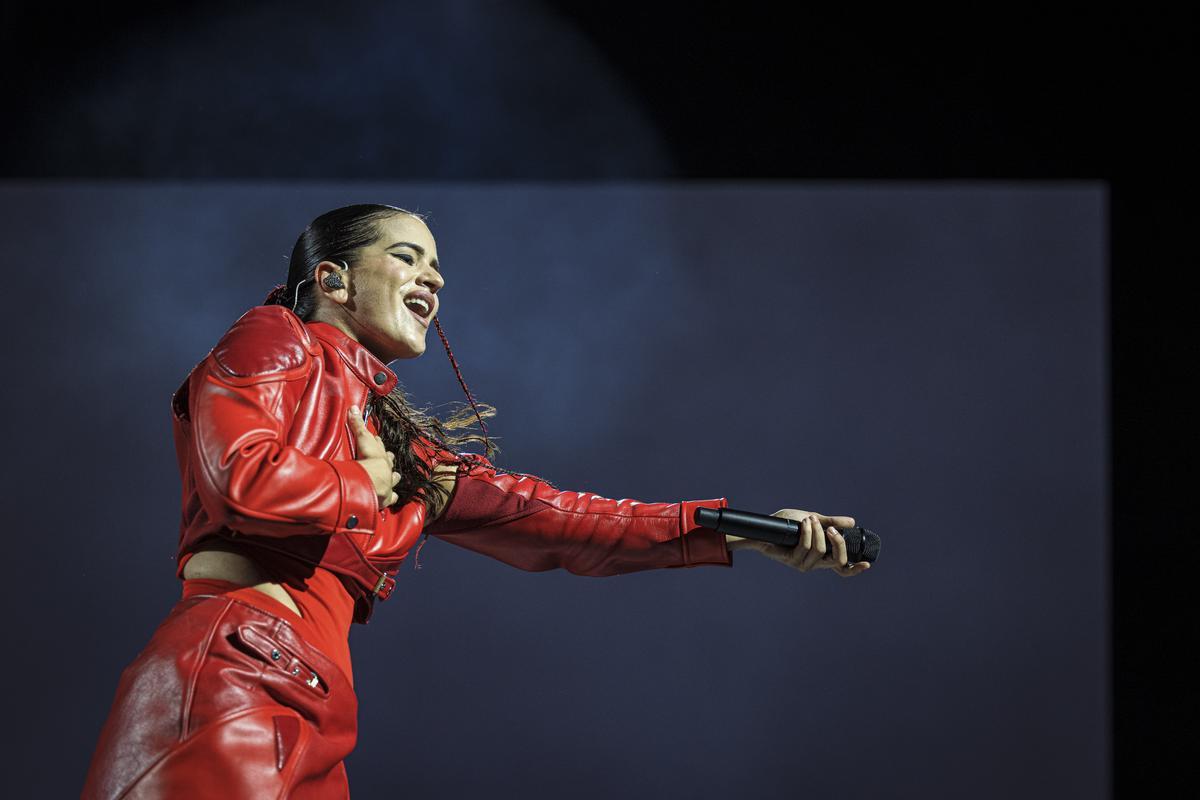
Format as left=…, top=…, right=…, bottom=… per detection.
left=82, top=593, right=358, bottom=799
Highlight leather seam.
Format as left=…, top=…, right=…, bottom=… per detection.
left=425, top=498, right=553, bottom=536
left=193, top=379, right=285, bottom=526
left=113, top=707, right=281, bottom=800
left=680, top=505, right=691, bottom=565
left=194, top=379, right=347, bottom=536
left=212, top=307, right=312, bottom=379
left=332, top=459, right=348, bottom=536
left=462, top=472, right=689, bottom=520
left=275, top=719, right=312, bottom=795
left=525, top=504, right=682, bottom=520
left=227, top=596, right=331, bottom=665
left=496, top=499, right=682, bottom=523
left=178, top=598, right=235, bottom=742
left=322, top=337, right=386, bottom=395
left=211, top=360, right=311, bottom=384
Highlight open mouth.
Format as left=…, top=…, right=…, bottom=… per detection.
left=402, top=292, right=434, bottom=328
left=405, top=305, right=431, bottom=328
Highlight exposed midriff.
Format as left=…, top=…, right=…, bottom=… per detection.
left=180, top=549, right=356, bottom=687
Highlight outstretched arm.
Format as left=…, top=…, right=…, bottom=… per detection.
left=416, top=444, right=732, bottom=576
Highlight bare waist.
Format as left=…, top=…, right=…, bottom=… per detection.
left=182, top=546, right=302, bottom=617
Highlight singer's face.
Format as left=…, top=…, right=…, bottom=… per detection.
left=319, top=214, right=444, bottom=363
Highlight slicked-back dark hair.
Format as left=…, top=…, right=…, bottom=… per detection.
left=269, top=203, right=418, bottom=319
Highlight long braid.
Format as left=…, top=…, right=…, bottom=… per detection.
left=431, top=316, right=556, bottom=487
left=432, top=315, right=493, bottom=459
left=409, top=315, right=558, bottom=572
left=405, top=315, right=490, bottom=572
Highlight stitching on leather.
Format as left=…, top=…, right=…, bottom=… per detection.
left=213, top=308, right=311, bottom=379
left=223, top=596, right=344, bottom=689
left=273, top=712, right=310, bottom=796
left=534, top=504, right=682, bottom=520
left=193, top=380, right=345, bottom=534
left=461, top=464, right=684, bottom=521
left=432, top=486, right=686, bottom=534
left=313, top=327, right=389, bottom=393
left=113, top=706, right=285, bottom=800
left=276, top=724, right=312, bottom=798
left=680, top=504, right=691, bottom=565
left=193, top=379, right=284, bottom=524
left=233, top=626, right=331, bottom=703
left=425, top=495, right=553, bottom=536
left=274, top=716, right=288, bottom=771
left=331, top=459, right=348, bottom=536
left=178, top=597, right=235, bottom=742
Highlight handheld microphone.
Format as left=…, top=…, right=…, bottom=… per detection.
left=694, top=507, right=881, bottom=564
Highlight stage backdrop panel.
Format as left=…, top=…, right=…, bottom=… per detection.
left=0, top=182, right=1106, bottom=799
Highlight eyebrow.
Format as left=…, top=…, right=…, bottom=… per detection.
left=386, top=241, right=439, bottom=271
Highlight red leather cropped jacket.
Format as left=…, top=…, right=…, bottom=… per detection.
left=171, top=305, right=733, bottom=624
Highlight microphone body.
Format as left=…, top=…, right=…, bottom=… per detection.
left=695, top=507, right=881, bottom=564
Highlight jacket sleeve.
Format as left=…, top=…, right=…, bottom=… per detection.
left=416, top=442, right=733, bottom=576
left=188, top=306, right=380, bottom=538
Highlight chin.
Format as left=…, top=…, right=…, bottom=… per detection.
left=394, top=339, right=427, bottom=360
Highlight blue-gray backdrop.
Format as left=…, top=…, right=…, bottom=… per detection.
left=0, top=183, right=1105, bottom=798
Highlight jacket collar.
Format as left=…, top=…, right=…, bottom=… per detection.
left=305, top=319, right=399, bottom=397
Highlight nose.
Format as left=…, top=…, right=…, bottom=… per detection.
left=421, top=264, right=444, bottom=293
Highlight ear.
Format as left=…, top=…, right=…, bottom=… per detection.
left=314, top=260, right=350, bottom=305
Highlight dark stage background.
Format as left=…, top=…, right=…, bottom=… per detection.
left=3, top=1, right=1182, bottom=797
left=2, top=182, right=1105, bottom=797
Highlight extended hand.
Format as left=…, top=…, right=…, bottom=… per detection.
left=348, top=406, right=402, bottom=509
left=728, top=509, right=871, bottom=577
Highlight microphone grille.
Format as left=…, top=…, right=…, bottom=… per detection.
left=841, top=526, right=881, bottom=564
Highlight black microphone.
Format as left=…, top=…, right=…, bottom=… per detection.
left=694, top=507, right=881, bottom=564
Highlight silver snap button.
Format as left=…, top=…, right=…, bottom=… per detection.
left=271, top=649, right=281, bottom=661
left=291, top=665, right=300, bottom=675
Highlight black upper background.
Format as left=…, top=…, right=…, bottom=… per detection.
left=2, top=2, right=1190, bottom=791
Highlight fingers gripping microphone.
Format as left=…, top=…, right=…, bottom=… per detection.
left=694, top=507, right=881, bottom=564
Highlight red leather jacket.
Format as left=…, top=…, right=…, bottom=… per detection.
left=172, top=305, right=733, bottom=624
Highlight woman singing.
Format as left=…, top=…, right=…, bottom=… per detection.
left=82, top=203, right=869, bottom=798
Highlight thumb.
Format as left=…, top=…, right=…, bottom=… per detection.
left=348, top=406, right=381, bottom=457
left=348, top=406, right=369, bottom=437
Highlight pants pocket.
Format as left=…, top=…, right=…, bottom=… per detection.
left=234, top=624, right=331, bottom=699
